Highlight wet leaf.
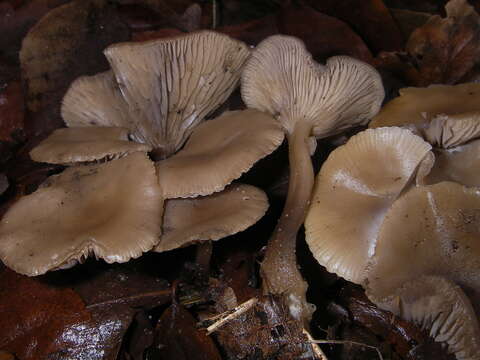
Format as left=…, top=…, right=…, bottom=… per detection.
left=154, top=303, right=222, bottom=360
left=20, top=0, right=130, bottom=138
left=0, top=268, right=91, bottom=360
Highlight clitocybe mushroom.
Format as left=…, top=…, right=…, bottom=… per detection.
left=241, top=35, right=384, bottom=322
left=0, top=31, right=283, bottom=275
left=305, top=127, right=480, bottom=359
left=0, top=152, right=163, bottom=276
left=370, top=83, right=480, bottom=188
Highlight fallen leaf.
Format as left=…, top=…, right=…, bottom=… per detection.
left=154, top=302, right=222, bottom=360
left=406, top=0, right=480, bottom=85
left=20, top=0, right=130, bottom=138
left=304, top=0, right=404, bottom=53
left=0, top=268, right=91, bottom=360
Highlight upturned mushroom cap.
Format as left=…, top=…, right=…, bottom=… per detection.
left=30, top=127, right=151, bottom=165
left=370, top=83, right=480, bottom=128
left=366, top=181, right=480, bottom=299
left=157, top=109, right=284, bottom=198
left=369, top=276, right=480, bottom=360
left=241, top=35, right=384, bottom=137
left=154, top=184, right=268, bottom=252
left=423, top=112, right=480, bottom=149
left=0, top=152, right=163, bottom=276
left=304, top=127, right=432, bottom=283
left=62, top=31, right=250, bottom=158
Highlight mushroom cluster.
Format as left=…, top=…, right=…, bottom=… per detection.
left=305, top=126, right=480, bottom=360
left=241, top=35, right=384, bottom=323
left=0, top=31, right=285, bottom=276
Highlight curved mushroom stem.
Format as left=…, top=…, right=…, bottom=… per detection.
left=260, top=120, right=315, bottom=323
left=196, top=241, right=213, bottom=274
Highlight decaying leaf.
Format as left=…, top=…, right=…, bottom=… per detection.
left=20, top=0, right=130, bottom=138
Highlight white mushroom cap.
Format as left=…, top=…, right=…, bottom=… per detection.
left=369, top=276, right=480, bottom=360
left=154, top=184, right=268, bottom=252
left=0, top=152, right=163, bottom=276
left=241, top=35, right=384, bottom=137
left=304, top=127, right=432, bottom=284
left=62, top=31, right=250, bottom=159
left=30, top=126, right=151, bottom=165
left=157, top=109, right=284, bottom=198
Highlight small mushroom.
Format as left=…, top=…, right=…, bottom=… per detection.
left=30, top=127, right=151, bottom=164
left=155, top=183, right=268, bottom=252
left=0, top=152, right=163, bottom=276
left=304, top=127, right=480, bottom=359
left=241, top=35, right=384, bottom=322
left=62, top=31, right=251, bottom=160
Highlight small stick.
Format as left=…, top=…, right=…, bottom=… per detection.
left=310, top=339, right=384, bottom=360
left=205, top=297, right=258, bottom=335
left=302, top=329, right=329, bottom=360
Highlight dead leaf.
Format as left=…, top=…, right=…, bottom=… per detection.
left=304, top=0, right=404, bottom=53
left=0, top=80, right=24, bottom=143
left=154, top=303, right=222, bottom=360
left=0, top=268, right=91, bottom=360
left=20, top=0, right=130, bottom=138
left=406, top=0, right=480, bottom=85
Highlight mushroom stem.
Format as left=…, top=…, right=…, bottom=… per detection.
left=260, top=120, right=314, bottom=322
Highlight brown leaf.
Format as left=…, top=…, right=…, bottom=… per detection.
left=0, top=268, right=91, bottom=360
left=304, top=0, right=404, bottom=53
left=154, top=303, right=222, bottom=360
left=20, top=0, right=130, bottom=138
left=406, top=0, right=480, bottom=85
left=0, top=0, right=69, bottom=59
left=0, top=80, right=24, bottom=142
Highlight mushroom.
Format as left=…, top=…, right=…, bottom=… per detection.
left=370, top=83, right=480, bottom=188
left=30, top=127, right=151, bottom=164
left=0, top=152, right=163, bottom=276
left=0, top=31, right=283, bottom=276
left=304, top=127, right=480, bottom=359
left=369, top=83, right=480, bottom=129
left=241, top=34, right=384, bottom=322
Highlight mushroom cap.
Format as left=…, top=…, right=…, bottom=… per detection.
left=30, top=126, right=151, bottom=165
left=304, top=127, right=432, bottom=284
left=369, top=276, right=480, bottom=360
left=157, top=109, right=284, bottom=198
left=366, top=181, right=480, bottom=299
left=426, top=140, right=480, bottom=187
left=0, top=152, right=163, bottom=276
left=423, top=112, right=480, bottom=149
left=154, top=184, right=268, bottom=252
left=62, top=31, right=250, bottom=158
left=370, top=83, right=480, bottom=128
left=241, top=35, right=384, bottom=136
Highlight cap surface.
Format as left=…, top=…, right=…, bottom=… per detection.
left=157, top=109, right=284, bottom=198
left=304, top=127, right=432, bottom=283
left=154, top=184, right=268, bottom=252
left=62, top=31, right=250, bottom=158
left=370, top=83, right=480, bottom=128
left=0, top=152, right=163, bottom=276
left=367, top=181, right=480, bottom=298
left=241, top=35, right=384, bottom=136
left=369, top=276, right=480, bottom=360
left=30, top=126, right=151, bottom=164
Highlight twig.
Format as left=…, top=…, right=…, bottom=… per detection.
left=205, top=297, right=258, bottom=335
left=302, top=328, right=329, bottom=360
left=311, top=339, right=384, bottom=360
